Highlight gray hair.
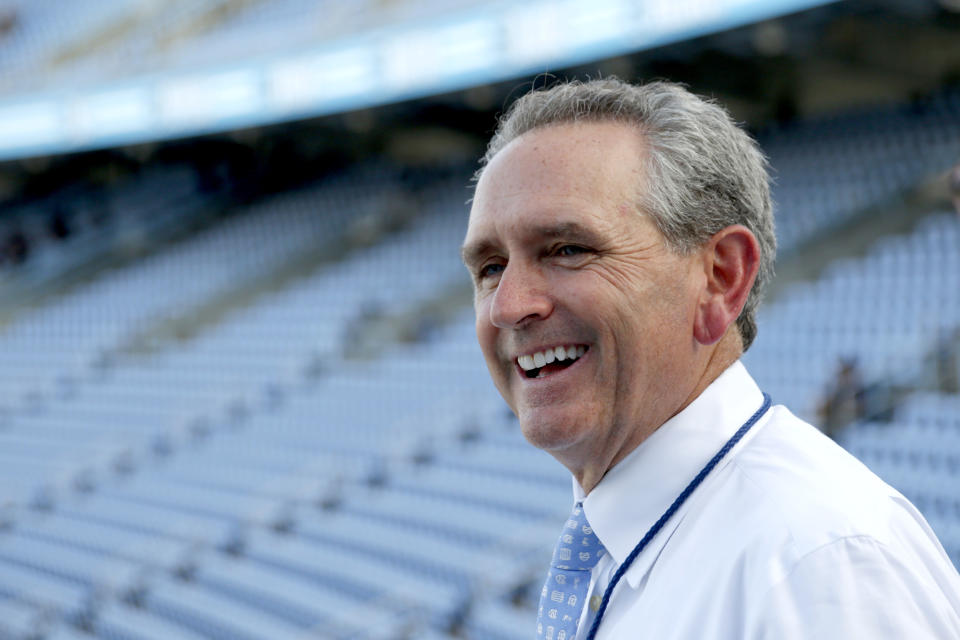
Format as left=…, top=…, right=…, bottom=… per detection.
left=476, top=78, right=776, bottom=351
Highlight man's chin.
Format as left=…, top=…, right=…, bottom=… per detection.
left=518, top=409, right=590, bottom=455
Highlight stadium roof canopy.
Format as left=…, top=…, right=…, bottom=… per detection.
left=0, top=0, right=838, bottom=161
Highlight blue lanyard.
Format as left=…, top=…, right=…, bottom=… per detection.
left=584, top=392, right=772, bottom=640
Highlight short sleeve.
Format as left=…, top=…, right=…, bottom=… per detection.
left=752, top=536, right=960, bottom=640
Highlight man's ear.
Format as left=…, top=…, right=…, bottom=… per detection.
left=693, top=225, right=760, bottom=346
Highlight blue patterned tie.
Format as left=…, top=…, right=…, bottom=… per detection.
left=536, top=503, right=606, bottom=640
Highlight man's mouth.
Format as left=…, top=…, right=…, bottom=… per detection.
left=517, top=345, right=588, bottom=379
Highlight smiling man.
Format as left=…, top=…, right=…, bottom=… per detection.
left=462, top=79, right=960, bottom=640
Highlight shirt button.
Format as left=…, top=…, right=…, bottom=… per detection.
left=589, top=595, right=602, bottom=612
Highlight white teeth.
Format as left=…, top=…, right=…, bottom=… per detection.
left=517, top=345, right=587, bottom=371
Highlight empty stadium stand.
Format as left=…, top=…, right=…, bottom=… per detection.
left=763, top=87, right=960, bottom=253
left=745, top=210, right=960, bottom=422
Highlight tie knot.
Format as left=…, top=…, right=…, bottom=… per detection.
left=551, top=503, right=605, bottom=571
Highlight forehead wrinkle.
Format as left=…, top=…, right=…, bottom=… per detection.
left=466, top=122, right=651, bottom=267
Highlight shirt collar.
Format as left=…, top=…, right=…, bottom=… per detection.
left=575, top=360, right=766, bottom=588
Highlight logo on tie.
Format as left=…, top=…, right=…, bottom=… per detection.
left=537, top=503, right=607, bottom=639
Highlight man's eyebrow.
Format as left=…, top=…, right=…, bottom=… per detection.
left=536, top=221, right=603, bottom=243
left=460, top=240, right=495, bottom=267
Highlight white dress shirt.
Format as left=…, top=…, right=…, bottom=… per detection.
left=571, top=361, right=960, bottom=639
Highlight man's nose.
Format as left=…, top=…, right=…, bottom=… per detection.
left=489, top=262, right=553, bottom=329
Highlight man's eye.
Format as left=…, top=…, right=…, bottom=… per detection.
left=478, top=263, right=504, bottom=279
left=556, top=245, right=589, bottom=257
